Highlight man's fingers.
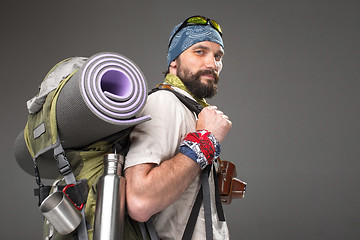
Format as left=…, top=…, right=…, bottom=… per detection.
left=222, top=114, right=229, bottom=120
left=207, top=105, right=217, bottom=111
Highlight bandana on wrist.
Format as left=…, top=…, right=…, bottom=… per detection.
left=179, top=129, right=221, bottom=169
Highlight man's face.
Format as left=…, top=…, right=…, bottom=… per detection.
left=173, top=41, right=224, bottom=99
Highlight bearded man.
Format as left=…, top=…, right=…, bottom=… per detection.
left=124, top=15, right=232, bottom=239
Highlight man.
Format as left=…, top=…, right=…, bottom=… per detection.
left=124, top=15, right=232, bottom=239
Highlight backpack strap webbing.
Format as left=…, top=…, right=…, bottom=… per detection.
left=54, top=143, right=89, bottom=240
left=148, top=86, right=204, bottom=115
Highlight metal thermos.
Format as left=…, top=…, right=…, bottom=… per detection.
left=93, top=153, right=126, bottom=240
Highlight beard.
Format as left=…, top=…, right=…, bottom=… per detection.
left=176, top=61, right=219, bottom=99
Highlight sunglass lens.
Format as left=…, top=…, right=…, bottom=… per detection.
left=211, top=20, right=222, bottom=33
left=187, top=16, right=207, bottom=24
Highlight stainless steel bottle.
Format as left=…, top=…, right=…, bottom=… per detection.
left=93, top=153, right=126, bottom=240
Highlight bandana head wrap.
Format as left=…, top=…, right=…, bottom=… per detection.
left=166, top=22, right=224, bottom=67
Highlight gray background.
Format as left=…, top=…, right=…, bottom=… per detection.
left=1, top=0, right=359, bottom=239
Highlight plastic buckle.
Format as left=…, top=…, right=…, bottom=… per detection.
left=62, top=184, right=84, bottom=211
left=54, top=144, right=72, bottom=176
left=56, top=154, right=72, bottom=176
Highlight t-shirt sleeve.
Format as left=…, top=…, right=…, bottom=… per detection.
left=124, top=90, right=196, bottom=169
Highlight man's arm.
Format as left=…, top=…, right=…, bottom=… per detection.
left=125, top=106, right=232, bottom=222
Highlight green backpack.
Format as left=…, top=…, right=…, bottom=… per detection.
left=15, top=54, right=221, bottom=240
left=15, top=55, right=151, bottom=240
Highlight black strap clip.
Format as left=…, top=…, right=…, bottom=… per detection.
left=54, top=144, right=72, bottom=176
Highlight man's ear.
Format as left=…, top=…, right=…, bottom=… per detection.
left=169, top=60, right=177, bottom=74
left=170, top=60, right=177, bottom=68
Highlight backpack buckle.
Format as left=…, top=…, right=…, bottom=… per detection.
left=56, top=153, right=72, bottom=176
left=54, top=144, right=72, bottom=176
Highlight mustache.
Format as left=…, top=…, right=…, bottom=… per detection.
left=197, top=69, right=219, bottom=83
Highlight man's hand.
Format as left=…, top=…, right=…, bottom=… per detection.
left=196, top=106, right=232, bottom=143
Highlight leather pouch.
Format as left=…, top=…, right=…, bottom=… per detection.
left=217, top=160, right=247, bottom=204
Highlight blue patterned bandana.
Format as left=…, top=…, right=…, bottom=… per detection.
left=167, top=23, right=224, bottom=67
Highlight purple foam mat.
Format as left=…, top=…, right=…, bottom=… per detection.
left=14, top=52, right=151, bottom=178
left=80, top=53, right=147, bottom=120
left=56, top=52, right=151, bottom=149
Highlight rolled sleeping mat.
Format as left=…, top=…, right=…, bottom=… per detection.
left=14, top=52, right=151, bottom=179
left=56, top=52, right=150, bottom=149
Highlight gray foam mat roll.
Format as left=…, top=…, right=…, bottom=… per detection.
left=14, top=52, right=151, bottom=178
left=57, top=52, right=150, bottom=149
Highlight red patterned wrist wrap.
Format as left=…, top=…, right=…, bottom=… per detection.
left=179, top=130, right=221, bottom=169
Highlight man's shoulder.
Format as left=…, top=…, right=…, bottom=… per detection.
left=143, top=88, right=196, bottom=120
left=147, top=88, right=185, bottom=107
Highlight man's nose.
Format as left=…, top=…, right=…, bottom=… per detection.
left=204, top=55, right=217, bottom=70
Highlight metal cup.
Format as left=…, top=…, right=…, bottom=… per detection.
left=40, top=191, right=82, bottom=235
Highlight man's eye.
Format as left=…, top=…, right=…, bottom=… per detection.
left=195, top=50, right=204, bottom=55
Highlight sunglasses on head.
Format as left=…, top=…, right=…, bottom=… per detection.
left=168, top=15, right=223, bottom=48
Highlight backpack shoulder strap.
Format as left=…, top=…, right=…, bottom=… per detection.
left=149, top=86, right=203, bottom=115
